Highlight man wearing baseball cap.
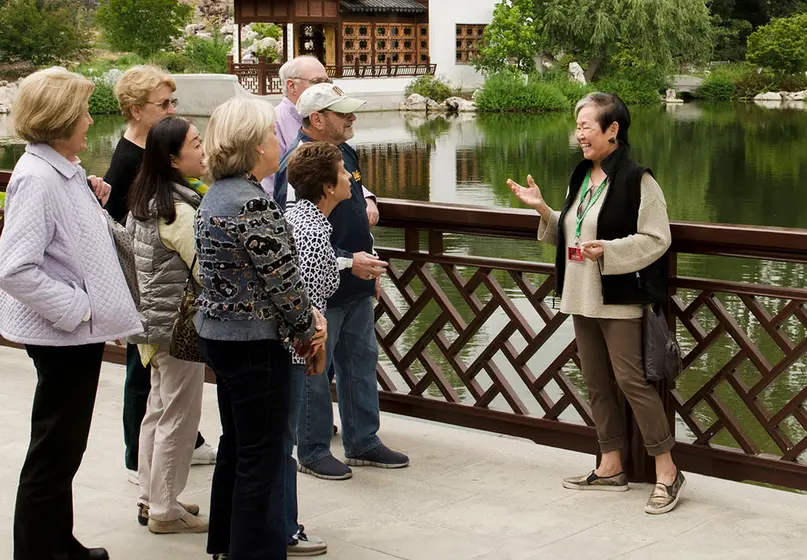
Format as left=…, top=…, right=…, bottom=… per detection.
left=275, top=83, right=410, bottom=481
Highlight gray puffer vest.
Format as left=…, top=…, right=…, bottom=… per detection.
left=126, top=183, right=201, bottom=345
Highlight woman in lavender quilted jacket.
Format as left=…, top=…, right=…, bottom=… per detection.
left=0, top=68, right=142, bottom=560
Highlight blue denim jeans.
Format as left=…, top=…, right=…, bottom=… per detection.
left=297, top=296, right=382, bottom=465
left=284, top=363, right=304, bottom=540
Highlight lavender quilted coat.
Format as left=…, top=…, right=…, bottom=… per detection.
left=0, top=144, right=142, bottom=346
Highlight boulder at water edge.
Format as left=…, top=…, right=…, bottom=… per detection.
left=443, top=96, right=476, bottom=112
left=400, top=93, right=429, bottom=112
left=754, top=92, right=782, bottom=101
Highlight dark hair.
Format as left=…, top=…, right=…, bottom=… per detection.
left=129, top=116, right=191, bottom=224
left=287, top=142, right=342, bottom=203
left=575, top=92, right=631, bottom=147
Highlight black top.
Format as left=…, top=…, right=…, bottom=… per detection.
left=104, top=137, right=144, bottom=223
left=555, top=146, right=667, bottom=306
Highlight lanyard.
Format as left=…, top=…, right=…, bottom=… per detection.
left=574, top=171, right=607, bottom=242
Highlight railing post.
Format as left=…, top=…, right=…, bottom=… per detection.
left=226, top=54, right=233, bottom=74
left=386, top=57, right=392, bottom=77
left=257, top=56, right=267, bottom=96
left=354, top=58, right=360, bottom=78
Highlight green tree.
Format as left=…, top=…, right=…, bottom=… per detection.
left=96, top=0, right=192, bottom=57
left=0, top=0, right=91, bottom=65
left=538, top=0, right=714, bottom=81
left=746, top=13, right=807, bottom=74
left=473, top=0, right=543, bottom=74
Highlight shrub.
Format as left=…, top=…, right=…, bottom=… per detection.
left=475, top=72, right=568, bottom=112
left=87, top=78, right=120, bottom=115
left=96, top=0, right=192, bottom=57
left=699, top=73, right=737, bottom=101
left=252, top=23, right=283, bottom=40
left=542, top=73, right=594, bottom=105
left=594, top=73, right=664, bottom=105
left=734, top=69, right=776, bottom=98
left=0, top=0, right=91, bottom=66
left=404, top=75, right=459, bottom=104
left=775, top=72, right=807, bottom=93
left=149, top=51, right=191, bottom=73
left=746, top=13, right=807, bottom=75
left=183, top=35, right=230, bottom=73
left=0, top=191, right=6, bottom=210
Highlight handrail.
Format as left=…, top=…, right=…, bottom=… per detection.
left=376, top=198, right=807, bottom=263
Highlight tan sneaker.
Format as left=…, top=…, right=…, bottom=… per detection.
left=562, top=470, right=629, bottom=492
left=148, top=511, right=209, bottom=534
left=137, top=501, right=200, bottom=526
left=645, top=470, right=686, bottom=515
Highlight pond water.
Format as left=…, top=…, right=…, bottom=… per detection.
left=2, top=103, right=806, bottom=462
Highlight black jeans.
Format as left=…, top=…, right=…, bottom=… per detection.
left=123, top=343, right=204, bottom=470
left=15, top=343, right=105, bottom=560
left=200, top=337, right=291, bottom=560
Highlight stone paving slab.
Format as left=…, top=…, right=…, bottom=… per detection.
left=1, top=345, right=806, bottom=559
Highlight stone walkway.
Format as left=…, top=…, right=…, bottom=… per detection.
left=1, top=345, right=806, bottom=559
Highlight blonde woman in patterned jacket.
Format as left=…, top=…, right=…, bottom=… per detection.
left=0, top=67, right=142, bottom=560
left=281, top=142, right=352, bottom=556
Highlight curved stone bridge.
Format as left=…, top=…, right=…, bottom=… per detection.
left=672, top=74, right=705, bottom=94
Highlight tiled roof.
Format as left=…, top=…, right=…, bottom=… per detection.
left=340, top=0, right=428, bottom=14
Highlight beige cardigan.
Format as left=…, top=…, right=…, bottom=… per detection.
left=538, top=173, right=671, bottom=319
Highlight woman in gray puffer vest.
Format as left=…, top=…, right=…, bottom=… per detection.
left=126, top=116, right=209, bottom=535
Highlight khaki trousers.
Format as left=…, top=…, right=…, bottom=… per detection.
left=138, top=347, right=205, bottom=521
left=573, top=315, right=674, bottom=457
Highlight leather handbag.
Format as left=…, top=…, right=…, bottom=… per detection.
left=169, top=256, right=204, bottom=363
left=643, top=303, right=683, bottom=383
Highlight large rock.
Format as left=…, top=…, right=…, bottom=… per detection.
left=663, top=89, right=683, bottom=104
left=220, top=23, right=236, bottom=36
left=568, top=62, right=586, bottom=85
left=185, top=23, right=206, bottom=36
left=791, top=90, right=806, bottom=101
left=754, top=92, right=782, bottom=101
left=443, top=96, right=476, bottom=112
left=241, top=26, right=259, bottom=45
left=246, top=37, right=281, bottom=59
left=103, top=69, right=124, bottom=85
left=399, top=93, right=429, bottom=112
left=0, top=79, right=21, bottom=115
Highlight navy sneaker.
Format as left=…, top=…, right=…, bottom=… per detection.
left=345, top=444, right=409, bottom=469
left=298, top=455, right=353, bottom=480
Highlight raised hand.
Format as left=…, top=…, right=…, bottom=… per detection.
left=507, top=175, right=550, bottom=217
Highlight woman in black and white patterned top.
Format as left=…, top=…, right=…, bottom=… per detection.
left=281, top=141, right=352, bottom=550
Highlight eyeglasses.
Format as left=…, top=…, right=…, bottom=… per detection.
left=295, top=76, right=332, bottom=85
left=145, top=98, right=179, bottom=110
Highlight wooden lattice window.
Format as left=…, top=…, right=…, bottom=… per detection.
left=456, top=24, right=486, bottom=64
left=343, top=22, right=372, bottom=65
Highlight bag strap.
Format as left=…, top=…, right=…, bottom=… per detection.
left=183, top=255, right=198, bottom=291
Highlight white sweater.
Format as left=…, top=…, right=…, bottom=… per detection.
left=538, top=172, right=672, bottom=320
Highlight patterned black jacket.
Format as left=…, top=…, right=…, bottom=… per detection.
left=193, top=175, right=315, bottom=343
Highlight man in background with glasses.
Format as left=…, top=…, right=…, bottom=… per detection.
left=262, top=56, right=379, bottom=228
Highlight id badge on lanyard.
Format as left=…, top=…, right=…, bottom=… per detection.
left=570, top=171, right=606, bottom=264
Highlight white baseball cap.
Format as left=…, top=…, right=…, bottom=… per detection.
left=296, top=83, right=366, bottom=118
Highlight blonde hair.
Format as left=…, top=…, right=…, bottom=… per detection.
left=115, top=65, right=177, bottom=121
left=13, top=67, right=94, bottom=143
left=205, top=97, right=276, bottom=181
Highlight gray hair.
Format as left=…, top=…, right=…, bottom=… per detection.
left=574, top=92, right=631, bottom=147
left=279, top=55, right=320, bottom=96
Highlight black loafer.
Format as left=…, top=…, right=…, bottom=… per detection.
left=69, top=548, right=109, bottom=560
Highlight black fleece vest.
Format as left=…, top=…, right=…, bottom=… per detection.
left=555, top=147, right=667, bottom=306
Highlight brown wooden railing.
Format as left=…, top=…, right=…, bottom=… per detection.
left=2, top=170, right=806, bottom=491
left=226, top=55, right=436, bottom=95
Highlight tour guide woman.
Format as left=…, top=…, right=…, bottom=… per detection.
left=508, top=92, right=685, bottom=515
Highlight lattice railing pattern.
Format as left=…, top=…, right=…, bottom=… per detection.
left=374, top=249, right=593, bottom=426
left=671, top=278, right=807, bottom=462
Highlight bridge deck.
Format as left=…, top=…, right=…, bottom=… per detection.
left=1, top=345, right=805, bottom=559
